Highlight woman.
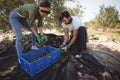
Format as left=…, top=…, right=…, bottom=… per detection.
left=59, top=11, right=88, bottom=58
left=9, top=0, right=51, bottom=57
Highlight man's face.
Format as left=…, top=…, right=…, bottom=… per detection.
left=62, top=17, right=70, bottom=24
left=39, top=7, right=50, bottom=17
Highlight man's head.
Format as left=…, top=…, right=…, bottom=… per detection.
left=38, top=0, right=51, bottom=17
left=59, top=11, right=71, bottom=24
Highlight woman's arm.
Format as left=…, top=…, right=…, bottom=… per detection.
left=39, top=27, right=43, bottom=34
left=30, top=26, right=38, bottom=37
left=30, top=26, right=43, bottom=37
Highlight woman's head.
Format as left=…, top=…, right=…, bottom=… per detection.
left=38, top=0, right=51, bottom=17
left=59, top=11, right=71, bottom=24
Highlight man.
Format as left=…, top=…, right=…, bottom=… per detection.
left=9, top=0, right=51, bottom=57
left=59, top=11, right=88, bottom=58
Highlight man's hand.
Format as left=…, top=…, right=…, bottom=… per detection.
left=61, top=45, right=70, bottom=52
left=60, top=43, right=66, bottom=47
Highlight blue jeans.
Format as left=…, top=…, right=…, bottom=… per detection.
left=9, top=10, right=37, bottom=56
left=70, top=26, right=88, bottom=53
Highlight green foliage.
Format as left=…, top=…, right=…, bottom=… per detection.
left=0, top=0, right=83, bottom=31
left=65, top=0, right=84, bottom=18
left=95, top=5, right=120, bottom=28
left=84, top=20, right=96, bottom=28
left=85, top=5, right=120, bottom=29
left=43, top=0, right=66, bottom=29
left=0, top=0, right=34, bottom=31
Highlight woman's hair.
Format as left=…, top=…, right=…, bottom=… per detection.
left=59, top=11, right=70, bottom=21
left=39, top=0, right=51, bottom=8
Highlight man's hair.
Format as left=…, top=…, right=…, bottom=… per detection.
left=59, top=11, right=70, bottom=21
left=40, top=0, right=51, bottom=8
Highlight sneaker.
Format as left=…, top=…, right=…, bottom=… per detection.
left=75, top=54, right=82, bottom=58
left=32, top=46, right=39, bottom=50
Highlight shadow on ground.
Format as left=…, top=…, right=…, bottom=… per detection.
left=0, top=33, right=119, bottom=80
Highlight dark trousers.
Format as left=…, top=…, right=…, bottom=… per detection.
left=70, top=26, right=88, bottom=53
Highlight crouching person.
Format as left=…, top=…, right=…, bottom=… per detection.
left=59, top=11, right=88, bottom=58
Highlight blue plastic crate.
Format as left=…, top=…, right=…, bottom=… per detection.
left=19, top=46, right=60, bottom=77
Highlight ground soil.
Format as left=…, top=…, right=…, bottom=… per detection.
left=0, top=33, right=120, bottom=80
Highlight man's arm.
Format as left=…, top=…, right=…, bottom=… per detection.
left=68, top=29, right=78, bottom=47
left=63, top=28, right=69, bottom=44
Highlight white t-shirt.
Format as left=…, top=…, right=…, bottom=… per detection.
left=62, top=16, right=84, bottom=31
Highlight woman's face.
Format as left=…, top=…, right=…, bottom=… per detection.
left=39, top=7, right=50, bottom=17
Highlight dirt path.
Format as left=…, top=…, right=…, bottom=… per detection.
left=0, top=33, right=120, bottom=80
left=87, top=39, right=120, bottom=79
